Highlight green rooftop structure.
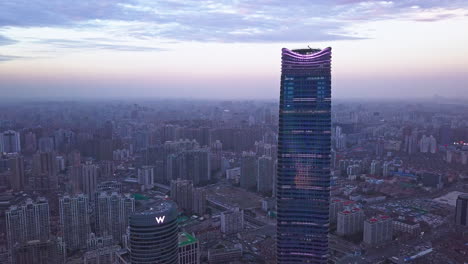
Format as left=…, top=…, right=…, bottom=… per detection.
left=178, top=232, right=200, bottom=263
left=179, top=232, right=197, bottom=247
left=132, top=193, right=149, bottom=200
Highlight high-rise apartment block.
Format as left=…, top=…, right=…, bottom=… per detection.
left=363, top=215, right=393, bottom=246
left=32, top=151, right=58, bottom=190
left=59, top=194, right=90, bottom=251
left=455, top=194, right=468, bottom=226
left=257, top=155, right=274, bottom=194
left=6, top=197, right=50, bottom=248
left=240, top=151, right=257, bottom=190
left=337, top=208, right=364, bottom=236
left=171, top=179, right=194, bottom=213
left=138, top=165, right=154, bottom=190
left=330, top=199, right=344, bottom=224
left=6, top=154, right=25, bottom=191
left=96, top=192, right=135, bottom=244
left=0, top=130, right=21, bottom=154
left=192, top=187, right=207, bottom=216
left=81, top=161, right=98, bottom=199
left=220, top=208, right=244, bottom=234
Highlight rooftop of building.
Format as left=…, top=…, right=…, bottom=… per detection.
left=178, top=232, right=197, bottom=247
left=368, top=215, right=391, bottom=223
left=135, top=198, right=177, bottom=215
left=291, top=48, right=322, bottom=55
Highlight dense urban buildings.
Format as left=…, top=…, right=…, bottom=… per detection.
left=0, top=97, right=467, bottom=263
left=276, top=47, right=332, bottom=263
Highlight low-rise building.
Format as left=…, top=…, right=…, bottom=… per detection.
left=393, top=220, right=420, bottom=235
left=208, top=247, right=242, bottom=264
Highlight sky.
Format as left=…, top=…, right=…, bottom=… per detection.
left=0, top=0, right=468, bottom=100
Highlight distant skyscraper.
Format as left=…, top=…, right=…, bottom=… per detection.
left=38, top=137, right=55, bottom=152
left=240, top=151, right=257, bottom=190
left=138, top=166, right=154, bottom=190
left=455, top=194, right=468, bottom=226
left=96, top=192, right=135, bottom=244
left=7, top=154, right=25, bottom=191
left=129, top=200, right=179, bottom=264
left=23, top=131, right=37, bottom=153
left=167, top=148, right=211, bottom=186
left=277, top=47, right=332, bottom=264
left=81, top=161, right=98, bottom=199
left=0, top=130, right=21, bottom=154
left=32, top=151, right=58, bottom=190
left=257, top=155, right=274, bottom=194
left=171, top=179, right=194, bottom=213
left=370, top=160, right=381, bottom=176
left=6, top=197, right=50, bottom=248
left=192, top=187, right=207, bottom=216
left=184, top=148, right=211, bottom=185
left=59, top=194, right=90, bottom=251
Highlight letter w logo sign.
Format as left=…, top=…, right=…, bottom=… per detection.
left=155, top=216, right=165, bottom=224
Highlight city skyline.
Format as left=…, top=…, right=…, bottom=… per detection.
left=1, top=0, right=468, bottom=99
left=0, top=1, right=468, bottom=263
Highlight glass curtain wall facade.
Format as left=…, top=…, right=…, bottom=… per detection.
left=276, top=47, right=332, bottom=264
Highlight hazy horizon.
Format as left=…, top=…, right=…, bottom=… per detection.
left=1, top=0, right=468, bottom=99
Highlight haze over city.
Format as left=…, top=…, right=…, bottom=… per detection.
left=1, top=0, right=468, bottom=99
left=1, top=1, right=468, bottom=264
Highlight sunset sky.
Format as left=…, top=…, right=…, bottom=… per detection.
left=1, top=0, right=468, bottom=100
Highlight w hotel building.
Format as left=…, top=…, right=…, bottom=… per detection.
left=276, top=47, right=332, bottom=263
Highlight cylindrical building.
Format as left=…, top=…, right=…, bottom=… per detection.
left=129, top=200, right=179, bottom=264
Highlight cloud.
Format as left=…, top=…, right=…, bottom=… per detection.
left=413, top=13, right=457, bottom=22
left=0, top=0, right=467, bottom=46
left=0, top=35, right=17, bottom=45
left=36, top=38, right=164, bottom=52
left=0, top=54, right=22, bottom=62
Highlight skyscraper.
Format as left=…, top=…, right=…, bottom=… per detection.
left=276, top=47, right=332, bottom=264
left=129, top=200, right=179, bottom=264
